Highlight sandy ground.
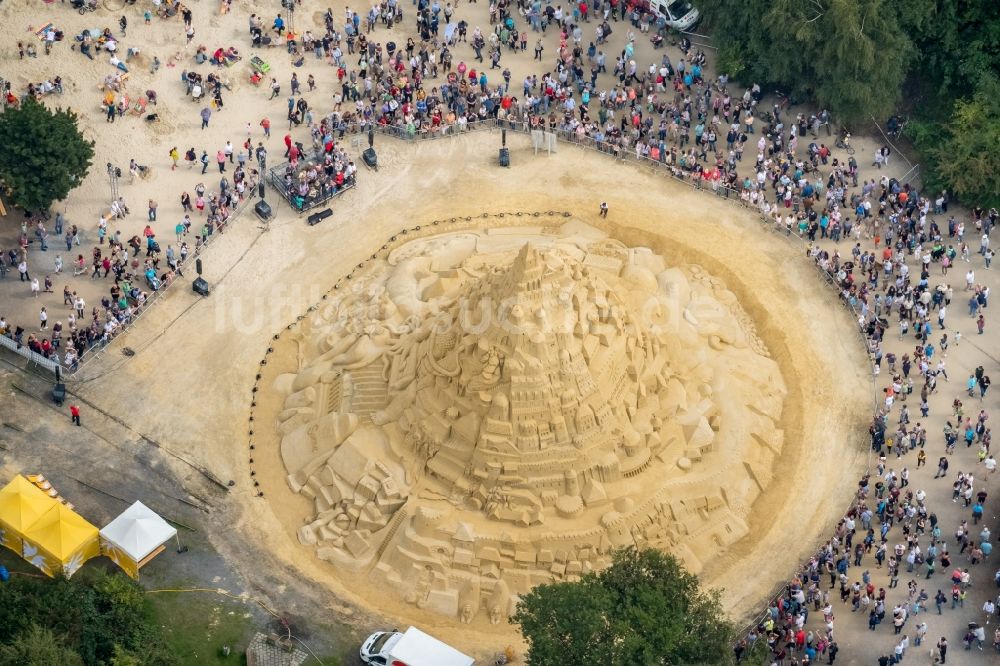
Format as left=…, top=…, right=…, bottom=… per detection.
left=55, top=127, right=870, bottom=651
left=0, top=0, right=909, bottom=336
left=2, top=2, right=995, bottom=664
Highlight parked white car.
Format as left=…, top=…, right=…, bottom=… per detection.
left=652, top=0, right=701, bottom=31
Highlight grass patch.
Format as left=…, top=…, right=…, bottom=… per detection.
left=308, top=654, right=343, bottom=666
left=146, top=590, right=255, bottom=665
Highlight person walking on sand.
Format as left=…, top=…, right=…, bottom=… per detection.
left=936, top=636, right=948, bottom=663
left=201, top=106, right=212, bottom=129
left=599, top=201, right=608, bottom=218
left=70, top=404, right=81, bottom=427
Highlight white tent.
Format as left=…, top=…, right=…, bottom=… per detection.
left=99, top=501, right=177, bottom=578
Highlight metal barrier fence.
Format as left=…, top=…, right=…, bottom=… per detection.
left=266, top=162, right=356, bottom=213
left=45, top=186, right=262, bottom=375
left=0, top=333, right=60, bottom=375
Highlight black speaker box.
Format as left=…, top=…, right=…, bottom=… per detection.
left=192, top=277, right=210, bottom=296
left=308, top=208, right=333, bottom=226
left=254, top=200, right=272, bottom=221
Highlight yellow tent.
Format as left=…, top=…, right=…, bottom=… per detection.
left=0, top=475, right=57, bottom=555
left=21, top=503, right=100, bottom=578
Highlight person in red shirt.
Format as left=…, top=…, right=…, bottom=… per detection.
left=70, top=404, right=81, bottom=426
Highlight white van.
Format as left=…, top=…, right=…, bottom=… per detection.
left=360, top=627, right=475, bottom=666
left=652, top=0, right=701, bottom=31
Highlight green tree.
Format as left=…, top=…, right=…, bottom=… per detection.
left=0, top=99, right=94, bottom=212
left=513, top=548, right=735, bottom=666
left=109, top=644, right=143, bottom=666
left=702, top=0, right=912, bottom=126
left=0, top=624, right=83, bottom=666
left=778, top=0, right=911, bottom=125
left=897, top=0, right=1000, bottom=96
left=699, top=0, right=772, bottom=84
left=0, top=572, right=176, bottom=666
left=909, top=76, right=1000, bottom=208
left=700, top=0, right=1000, bottom=206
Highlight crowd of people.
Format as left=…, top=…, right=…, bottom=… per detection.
left=734, top=139, right=1000, bottom=663
left=0, top=158, right=256, bottom=371
left=271, top=116, right=358, bottom=210
left=1, top=2, right=998, bottom=661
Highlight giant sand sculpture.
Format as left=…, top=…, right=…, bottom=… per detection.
left=271, top=221, right=787, bottom=625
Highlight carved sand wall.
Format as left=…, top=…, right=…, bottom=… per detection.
left=272, top=221, right=787, bottom=625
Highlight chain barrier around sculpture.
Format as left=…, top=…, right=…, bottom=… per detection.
left=244, top=122, right=879, bottom=643
left=14, top=116, right=878, bottom=642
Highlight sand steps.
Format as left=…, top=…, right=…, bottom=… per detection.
left=348, top=361, right=389, bottom=417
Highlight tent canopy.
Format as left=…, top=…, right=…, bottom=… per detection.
left=23, top=503, right=99, bottom=561
left=100, top=501, right=177, bottom=562
left=0, top=475, right=57, bottom=533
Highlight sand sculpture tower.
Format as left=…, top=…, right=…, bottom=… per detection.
left=273, top=222, right=787, bottom=625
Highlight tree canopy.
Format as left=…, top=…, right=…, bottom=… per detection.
left=908, top=76, right=1000, bottom=209
left=704, top=0, right=912, bottom=125
left=0, top=99, right=94, bottom=213
left=512, top=548, right=735, bottom=666
left=0, top=571, right=176, bottom=665
left=701, top=0, right=1000, bottom=205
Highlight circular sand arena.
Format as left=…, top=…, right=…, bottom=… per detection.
left=241, top=133, right=874, bottom=640
left=65, top=127, right=872, bottom=651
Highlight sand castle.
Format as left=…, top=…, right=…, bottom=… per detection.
left=272, top=221, right=787, bottom=625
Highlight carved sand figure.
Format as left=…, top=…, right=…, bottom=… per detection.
left=272, top=221, right=789, bottom=625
